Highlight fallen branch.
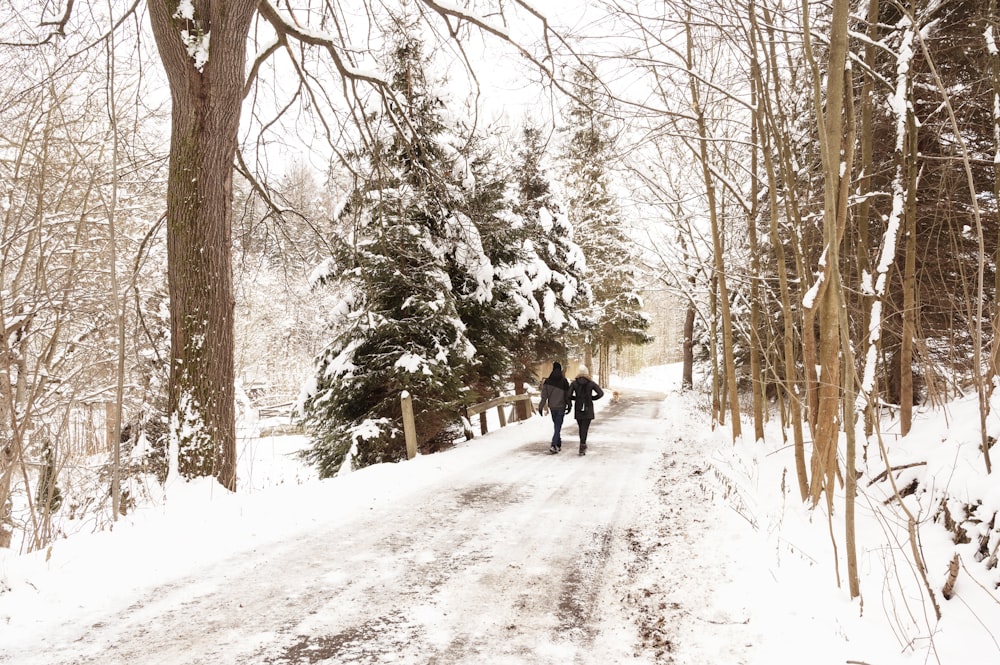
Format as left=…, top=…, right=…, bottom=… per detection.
left=867, top=461, right=926, bottom=486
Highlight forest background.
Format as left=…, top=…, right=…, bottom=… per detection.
left=1, top=0, right=999, bottom=653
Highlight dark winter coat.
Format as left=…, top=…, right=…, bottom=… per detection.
left=539, top=371, right=570, bottom=412
left=568, top=376, right=604, bottom=421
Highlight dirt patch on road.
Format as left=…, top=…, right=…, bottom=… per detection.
left=615, top=450, right=717, bottom=662
left=556, top=526, right=615, bottom=639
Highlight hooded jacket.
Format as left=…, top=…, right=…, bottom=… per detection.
left=539, top=367, right=570, bottom=412
left=568, top=374, right=604, bottom=420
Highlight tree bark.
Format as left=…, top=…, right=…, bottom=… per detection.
left=682, top=301, right=695, bottom=391
left=746, top=39, right=765, bottom=443
left=147, top=1, right=257, bottom=490
left=840, top=57, right=861, bottom=600
left=804, top=0, right=851, bottom=507
left=751, top=1, right=808, bottom=499
left=856, top=0, right=880, bottom=438
left=598, top=340, right=611, bottom=389
left=900, top=104, right=918, bottom=436
left=987, top=0, right=1000, bottom=470
left=686, top=16, right=741, bottom=441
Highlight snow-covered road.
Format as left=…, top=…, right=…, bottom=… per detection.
left=2, top=388, right=758, bottom=664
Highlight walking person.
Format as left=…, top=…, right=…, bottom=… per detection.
left=567, top=365, right=604, bottom=456
left=538, top=361, right=570, bottom=453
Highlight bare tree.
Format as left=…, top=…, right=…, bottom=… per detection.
left=0, top=39, right=164, bottom=549
left=10, top=1, right=577, bottom=492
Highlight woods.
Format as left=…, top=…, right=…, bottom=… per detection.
left=2, top=1, right=1000, bottom=648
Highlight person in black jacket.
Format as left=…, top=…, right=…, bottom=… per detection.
left=567, top=365, right=604, bottom=456
left=538, top=361, right=570, bottom=453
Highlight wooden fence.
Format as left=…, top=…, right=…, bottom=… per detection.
left=399, top=391, right=535, bottom=460
left=463, top=393, right=535, bottom=439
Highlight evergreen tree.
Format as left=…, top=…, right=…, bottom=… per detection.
left=509, top=123, right=591, bottom=392
left=300, top=29, right=474, bottom=475
left=444, top=132, right=521, bottom=401
left=300, top=25, right=532, bottom=474
left=560, top=64, right=651, bottom=383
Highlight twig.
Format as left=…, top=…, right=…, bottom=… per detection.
left=867, top=461, right=926, bottom=486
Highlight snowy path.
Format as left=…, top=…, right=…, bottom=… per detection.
left=2, top=389, right=758, bottom=665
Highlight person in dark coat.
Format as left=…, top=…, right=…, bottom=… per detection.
left=538, top=362, right=571, bottom=453
left=567, top=365, right=604, bottom=456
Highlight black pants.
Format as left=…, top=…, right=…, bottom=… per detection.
left=577, top=418, right=592, bottom=447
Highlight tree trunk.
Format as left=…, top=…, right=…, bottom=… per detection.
left=900, top=105, right=918, bottom=436
left=598, top=341, right=611, bottom=388
left=682, top=301, right=695, bottom=391
left=752, top=1, right=808, bottom=499
left=746, top=41, right=766, bottom=443
left=148, top=1, right=257, bottom=490
left=989, top=0, right=1000, bottom=414
left=513, top=376, right=530, bottom=421
left=804, top=0, right=851, bottom=507
left=709, top=272, right=722, bottom=427
left=856, top=0, right=880, bottom=438
left=686, top=16, right=741, bottom=441
left=840, top=57, right=861, bottom=599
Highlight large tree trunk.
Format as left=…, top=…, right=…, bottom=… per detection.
left=148, top=2, right=257, bottom=490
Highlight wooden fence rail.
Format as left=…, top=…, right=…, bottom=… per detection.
left=399, top=391, right=536, bottom=458
left=464, top=393, right=534, bottom=439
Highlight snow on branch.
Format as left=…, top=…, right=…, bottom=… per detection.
left=857, top=18, right=914, bottom=402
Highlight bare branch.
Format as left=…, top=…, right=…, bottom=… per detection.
left=39, top=0, right=76, bottom=36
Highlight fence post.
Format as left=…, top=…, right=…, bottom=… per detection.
left=400, top=391, right=418, bottom=460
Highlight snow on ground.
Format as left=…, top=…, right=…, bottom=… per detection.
left=0, top=364, right=997, bottom=664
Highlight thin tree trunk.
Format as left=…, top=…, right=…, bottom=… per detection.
left=986, top=0, right=1000, bottom=465
left=804, top=0, right=851, bottom=506
left=105, top=32, right=126, bottom=518
left=857, top=0, right=880, bottom=438
left=682, top=302, right=695, bottom=391
left=900, top=105, right=918, bottom=436
left=710, top=273, right=722, bottom=428
left=686, top=16, right=741, bottom=441
left=598, top=341, right=611, bottom=388
left=840, top=62, right=861, bottom=599
left=746, top=34, right=766, bottom=443
left=752, top=1, right=808, bottom=499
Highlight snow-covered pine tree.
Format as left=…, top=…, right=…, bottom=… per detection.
left=299, top=29, right=479, bottom=474
left=447, top=132, right=523, bottom=402
left=560, top=63, right=651, bottom=385
left=300, top=24, right=535, bottom=474
left=509, top=123, right=590, bottom=393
